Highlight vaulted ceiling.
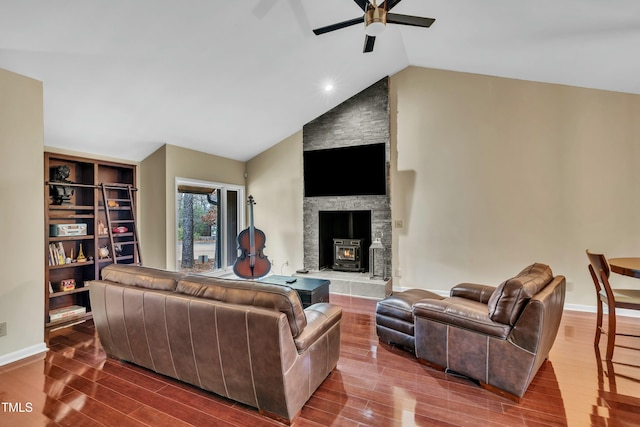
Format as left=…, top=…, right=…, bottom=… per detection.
left=2, top=0, right=639, bottom=162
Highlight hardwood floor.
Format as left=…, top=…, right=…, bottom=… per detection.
left=1, top=294, right=639, bottom=426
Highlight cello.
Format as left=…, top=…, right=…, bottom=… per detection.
left=233, top=195, right=271, bottom=279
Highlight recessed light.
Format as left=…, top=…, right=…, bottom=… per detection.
left=324, top=83, right=334, bottom=92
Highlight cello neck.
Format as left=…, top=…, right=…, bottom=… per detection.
left=247, top=195, right=256, bottom=264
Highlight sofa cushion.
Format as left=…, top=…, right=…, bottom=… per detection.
left=100, top=264, right=183, bottom=291
left=176, top=275, right=307, bottom=338
left=376, top=289, right=443, bottom=323
left=413, top=297, right=512, bottom=339
left=487, top=263, right=554, bottom=325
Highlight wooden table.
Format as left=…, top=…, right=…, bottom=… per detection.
left=608, top=257, right=640, bottom=278
left=258, top=275, right=330, bottom=308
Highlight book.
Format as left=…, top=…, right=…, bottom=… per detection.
left=58, top=242, right=66, bottom=265
left=49, top=243, right=62, bottom=266
left=49, top=305, right=86, bottom=321
left=48, top=244, right=55, bottom=266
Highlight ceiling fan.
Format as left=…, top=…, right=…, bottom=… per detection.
left=312, top=0, right=435, bottom=53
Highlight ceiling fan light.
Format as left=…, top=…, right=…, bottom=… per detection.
left=365, top=21, right=385, bottom=36
left=365, top=7, right=387, bottom=36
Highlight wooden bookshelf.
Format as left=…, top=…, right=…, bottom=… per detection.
left=44, top=152, right=137, bottom=329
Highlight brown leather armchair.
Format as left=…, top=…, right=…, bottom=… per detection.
left=412, top=263, right=566, bottom=401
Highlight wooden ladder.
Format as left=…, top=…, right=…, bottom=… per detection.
left=100, top=183, right=142, bottom=265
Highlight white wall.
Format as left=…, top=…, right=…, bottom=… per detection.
left=390, top=67, right=640, bottom=306
left=0, top=68, right=46, bottom=364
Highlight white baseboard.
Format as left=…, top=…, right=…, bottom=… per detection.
left=0, top=342, right=48, bottom=367
left=564, top=303, right=640, bottom=318
left=563, top=303, right=596, bottom=313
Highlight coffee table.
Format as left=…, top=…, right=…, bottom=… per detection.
left=258, top=275, right=330, bottom=308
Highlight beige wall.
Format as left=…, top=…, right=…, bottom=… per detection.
left=248, top=66, right=640, bottom=308
left=246, top=131, right=304, bottom=275
left=0, top=68, right=46, bottom=363
left=140, top=144, right=246, bottom=270
left=139, top=145, right=167, bottom=269
left=390, top=66, right=640, bottom=306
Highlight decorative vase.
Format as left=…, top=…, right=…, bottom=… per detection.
left=98, top=246, right=110, bottom=259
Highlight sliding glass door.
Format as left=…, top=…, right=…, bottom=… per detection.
left=176, top=178, right=244, bottom=274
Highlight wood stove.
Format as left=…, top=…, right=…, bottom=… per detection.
left=333, top=238, right=364, bottom=272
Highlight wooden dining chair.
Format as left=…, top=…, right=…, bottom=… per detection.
left=586, top=250, right=640, bottom=360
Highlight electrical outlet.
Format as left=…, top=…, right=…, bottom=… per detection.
left=0, top=322, right=7, bottom=337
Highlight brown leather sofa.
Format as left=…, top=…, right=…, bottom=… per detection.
left=412, top=263, right=566, bottom=401
left=89, top=264, right=342, bottom=423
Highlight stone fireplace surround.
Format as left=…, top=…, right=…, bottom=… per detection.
left=303, top=196, right=390, bottom=273
left=299, top=77, right=392, bottom=298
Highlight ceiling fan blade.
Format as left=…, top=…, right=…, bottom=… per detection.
left=380, top=0, right=403, bottom=11
left=288, top=0, right=313, bottom=36
left=386, top=13, right=435, bottom=28
left=252, top=0, right=278, bottom=19
left=353, top=0, right=371, bottom=12
left=253, top=0, right=312, bottom=35
left=313, top=17, right=363, bottom=35
left=363, top=35, right=376, bottom=53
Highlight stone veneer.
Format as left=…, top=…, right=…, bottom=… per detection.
left=302, top=77, right=391, bottom=279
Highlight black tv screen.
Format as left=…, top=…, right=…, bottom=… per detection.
left=303, top=143, right=386, bottom=197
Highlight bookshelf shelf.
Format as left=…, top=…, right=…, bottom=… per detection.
left=48, top=261, right=95, bottom=270
left=49, top=235, right=95, bottom=242
left=49, top=286, right=90, bottom=298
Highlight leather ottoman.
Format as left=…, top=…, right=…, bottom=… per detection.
left=376, top=289, right=443, bottom=353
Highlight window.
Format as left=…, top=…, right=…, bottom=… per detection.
left=176, top=178, right=244, bottom=275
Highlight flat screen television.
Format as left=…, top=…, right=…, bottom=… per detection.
left=303, top=143, right=386, bottom=197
